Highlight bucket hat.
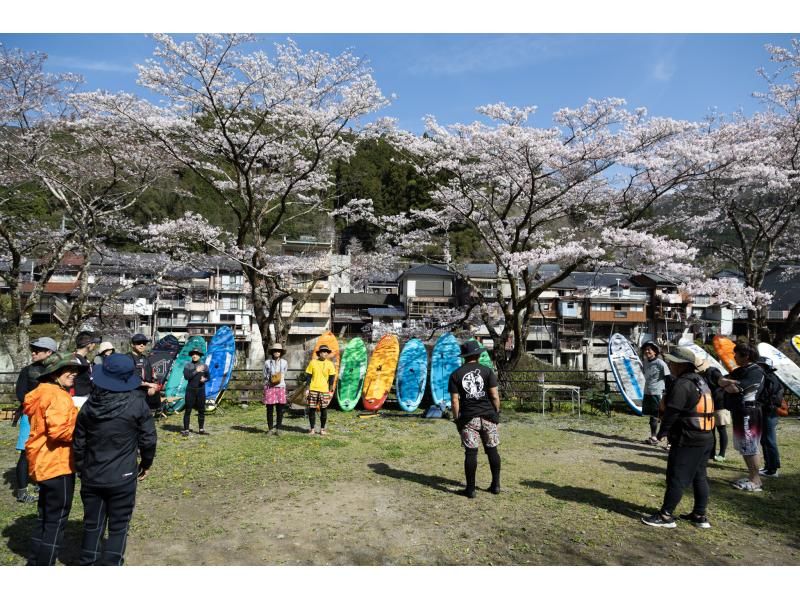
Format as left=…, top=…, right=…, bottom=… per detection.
left=460, top=339, right=485, bottom=359
left=316, top=345, right=331, bottom=356
left=36, top=353, right=90, bottom=380
left=92, top=353, right=142, bottom=392
left=664, top=346, right=701, bottom=367
left=96, top=341, right=115, bottom=356
left=269, top=343, right=286, bottom=355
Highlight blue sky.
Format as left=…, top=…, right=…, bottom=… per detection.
left=1, top=33, right=797, bottom=133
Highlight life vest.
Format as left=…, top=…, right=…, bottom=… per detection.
left=684, top=374, right=715, bottom=432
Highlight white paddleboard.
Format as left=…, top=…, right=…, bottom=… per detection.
left=678, top=342, right=728, bottom=375
left=792, top=335, right=800, bottom=358
left=608, top=333, right=645, bottom=415
left=757, top=342, right=800, bottom=399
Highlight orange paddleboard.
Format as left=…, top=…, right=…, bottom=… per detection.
left=362, top=334, right=399, bottom=412
left=290, top=331, right=340, bottom=406
left=712, top=335, right=737, bottom=372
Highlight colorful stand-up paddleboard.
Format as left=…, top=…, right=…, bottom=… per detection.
left=150, top=334, right=181, bottom=387
left=362, top=334, right=399, bottom=412
left=607, top=333, right=645, bottom=416
left=163, top=335, right=208, bottom=413
left=396, top=338, right=428, bottom=412
left=792, top=335, right=800, bottom=358
left=337, top=337, right=368, bottom=412
left=758, top=342, right=800, bottom=399
left=677, top=341, right=728, bottom=375
left=204, top=326, right=236, bottom=411
left=430, top=333, right=462, bottom=409
left=290, top=331, right=341, bottom=406
left=712, top=335, right=737, bottom=372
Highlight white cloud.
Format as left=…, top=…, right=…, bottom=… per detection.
left=651, top=59, right=676, bottom=82
left=48, top=56, right=136, bottom=73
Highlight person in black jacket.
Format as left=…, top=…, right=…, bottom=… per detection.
left=182, top=348, right=208, bottom=437
left=642, top=346, right=715, bottom=529
left=73, top=353, right=157, bottom=566
left=13, top=337, right=57, bottom=503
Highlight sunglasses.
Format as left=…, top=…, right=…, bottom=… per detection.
left=30, top=348, right=50, bottom=354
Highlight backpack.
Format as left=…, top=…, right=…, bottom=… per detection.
left=756, top=364, right=787, bottom=414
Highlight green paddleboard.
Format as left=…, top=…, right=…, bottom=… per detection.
left=162, top=335, right=208, bottom=413
left=337, top=337, right=368, bottom=412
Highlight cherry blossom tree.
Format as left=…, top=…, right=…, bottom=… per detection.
left=86, top=34, right=388, bottom=352
left=339, top=101, right=707, bottom=372
left=1, top=44, right=168, bottom=366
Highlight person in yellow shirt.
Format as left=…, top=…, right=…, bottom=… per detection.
left=305, top=345, right=336, bottom=435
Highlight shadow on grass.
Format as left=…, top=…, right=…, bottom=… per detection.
left=636, top=452, right=668, bottom=461
left=3, top=467, right=16, bottom=496
left=230, top=424, right=309, bottom=435
left=368, top=462, right=462, bottom=495
left=160, top=424, right=185, bottom=434
left=600, top=459, right=664, bottom=475
left=373, top=411, right=424, bottom=419
left=598, top=441, right=656, bottom=452
left=2, top=514, right=83, bottom=565
left=521, top=480, right=651, bottom=519
left=565, top=428, right=637, bottom=443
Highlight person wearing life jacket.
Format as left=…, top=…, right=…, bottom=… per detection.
left=642, top=345, right=715, bottom=529
left=13, top=337, right=57, bottom=503
left=128, top=333, right=160, bottom=413
left=22, top=353, right=87, bottom=565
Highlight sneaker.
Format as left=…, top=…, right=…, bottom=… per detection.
left=760, top=470, right=779, bottom=478
left=641, top=513, right=677, bottom=528
left=713, top=455, right=726, bottom=462
left=319, top=429, right=327, bottom=436
left=643, top=437, right=659, bottom=445
left=198, top=429, right=208, bottom=435
left=307, top=429, right=316, bottom=435
left=16, top=490, right=36, bottom=504
left=679, top=513, right=711, bottom=529
left=181, top=430, right=190, bottom=437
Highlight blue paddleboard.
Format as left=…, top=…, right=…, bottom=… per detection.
left=204, top=326, right=236, bottom=410
left=430, top=333, right=461, bottom=409
left=396, top=338, right=428, bottom=412
left=607, top=333, right=645, bottom=416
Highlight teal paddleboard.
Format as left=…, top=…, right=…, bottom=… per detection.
left=396, top=338, right=428, bottom=412
left=163, top=335, right=207, bottom=413
left=430, top=333, right=461, bottom=409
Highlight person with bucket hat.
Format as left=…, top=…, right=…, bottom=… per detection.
left=22, top=353, right=87, bottom=565
left=448, top=339, right=502, bottom=498
left=182, top=348, right=209, bottom=436
left=304, top=345, right=336, bottom=435
left=72, top=331, right=102, bottom=409
left=93, top=341, right=115, bottom=366
left=641, top=345, right=715, bottom=529
left=263, top=343, right=289, bottom=435
left=73, top=353, right=157, bottom=565
left=13, top=337, right=57, bottom=503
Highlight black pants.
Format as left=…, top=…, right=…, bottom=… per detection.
left=661, top=441, right=713, bottom=516
left=184, top=386, right=206, bottom=431
left=79, top=479, right=137, bottom=566
left=16, top=450, right=29, bottom=491
left=28, top=473, right=75, bottom=566
left=267, top=404, right=285, bottom=429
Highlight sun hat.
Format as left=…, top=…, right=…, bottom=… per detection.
left=641, top=341, right=661, bottom=355
left=663, top=345, right=700, bottom=367
left=96, top=341, right=115, bottom=355
left=30, top=337, right=58, bottom=353
left=269, top=343, right=286, bottom=355
left=75, top=331, right=102, bottom=348
left=92, top=353, right=142, bottom=392
left=460, top=339, right=485, bottom=359
left=36, top=353, right=90, bottom=380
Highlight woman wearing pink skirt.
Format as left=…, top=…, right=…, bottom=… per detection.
left=263, top=343, right=288, bottom=435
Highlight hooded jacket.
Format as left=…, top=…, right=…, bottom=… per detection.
left=73, top=388, right=157, bottom=487
left=23, top=382, right=78, bottom=482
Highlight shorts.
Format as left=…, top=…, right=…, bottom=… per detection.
left=459, top=416, right=499, bottom=449
left=307, top=390, right=332, bottom=409
left=16, top=414, right=30, bottom=451
left=733, top=404, right=762, bottom=457
left=714, top=409, right=732, bottom=427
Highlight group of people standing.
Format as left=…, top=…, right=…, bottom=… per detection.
left=640, top=340, right=785, bottom=529
left=13, top=334, right=157, bottom=565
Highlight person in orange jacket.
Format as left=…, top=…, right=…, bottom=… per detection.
left=23, top=353, right=87, bottom=566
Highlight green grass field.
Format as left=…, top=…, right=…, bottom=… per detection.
left=1, top=401, right=799, bottom=565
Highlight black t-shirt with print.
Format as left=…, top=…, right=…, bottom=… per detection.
left=448, top=363, right=499, bottom=423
